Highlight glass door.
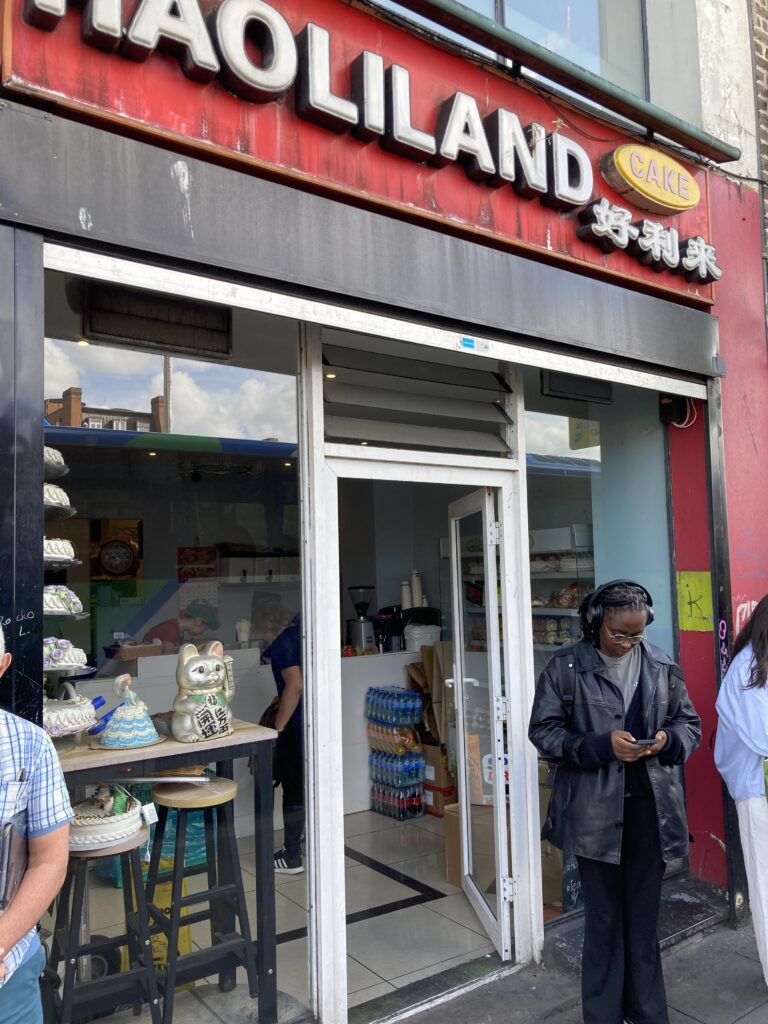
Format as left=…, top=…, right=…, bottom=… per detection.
left=449, top=488, right=512, bottom=959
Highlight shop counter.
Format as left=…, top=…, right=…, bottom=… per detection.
left=58, top=719, right=278, bottom=1024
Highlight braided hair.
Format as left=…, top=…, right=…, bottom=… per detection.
left=598, top=581, right=651, bottom=618
left=732, top=594, right=768, bottom=689
left=580, top=580, right=652, bottom=645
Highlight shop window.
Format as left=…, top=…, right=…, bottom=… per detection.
left=369, top=0, right=646, bottom=97
left=43, top=271, right=309, bottom=1021
left=505, top=0, right=645, bottom=98
left=524, top=368, right=675, bottom=920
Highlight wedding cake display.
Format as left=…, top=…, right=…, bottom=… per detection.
left=43, top=585, right=84, bottom=615
left=70, top=786, right=143, bottom=848
left=43, top=483, right=72, bottom=508
left=43, top=637, right=87, bottom=670
left=100, top=675, right=163, bottom=749
left=43, top=683, right=99, bottom=737
left=44, top=538, right=76, bottom=562
left=44, top=446, right=66, bottom=470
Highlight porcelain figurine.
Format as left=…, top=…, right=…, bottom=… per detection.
left=172, top=640, right=234, bottom=743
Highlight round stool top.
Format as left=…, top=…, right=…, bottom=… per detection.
left=152, top=776, right=237, bottom=809
left=69, top=826, right=149, bottom=859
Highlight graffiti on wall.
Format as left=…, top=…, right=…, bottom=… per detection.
left=735, top=596, right=758, bottom=634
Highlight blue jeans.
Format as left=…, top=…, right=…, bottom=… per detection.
left=0, top=945, right=45, bottom=1024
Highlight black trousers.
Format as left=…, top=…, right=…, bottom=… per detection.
left=576, top=795, right=669, bottom=1024
left=276, top=719, right=305, bottom=859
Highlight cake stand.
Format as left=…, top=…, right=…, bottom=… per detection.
left=44, top=503, right=78, bottom=520
left=44, top=462, right=70, bottom=481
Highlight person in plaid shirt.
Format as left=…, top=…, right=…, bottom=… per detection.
left=0, top=624, right=73, bottom=1023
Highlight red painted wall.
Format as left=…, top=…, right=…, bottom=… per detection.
left=668, top=403, right=725, bottom=883
left=669, top=176, right=767, bottom=887
left=711, top=176, right=768, bottom=631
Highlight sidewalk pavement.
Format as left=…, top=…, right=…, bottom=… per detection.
left=403, top=921, right=768, bottom=1024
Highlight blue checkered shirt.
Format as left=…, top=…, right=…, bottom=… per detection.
left=0, top=709, right=73, bottom=985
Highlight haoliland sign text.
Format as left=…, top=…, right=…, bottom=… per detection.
left=13, top=0, right=721, bottom=289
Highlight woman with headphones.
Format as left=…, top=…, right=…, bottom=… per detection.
left=529, top=580, right=701, bottom=1024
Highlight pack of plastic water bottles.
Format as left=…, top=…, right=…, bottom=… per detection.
left=366, top=687, right=425, bottom=818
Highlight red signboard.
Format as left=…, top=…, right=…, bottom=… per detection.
left=1, top=0, right=716, bottom=302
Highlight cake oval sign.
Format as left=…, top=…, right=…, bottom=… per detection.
left=600, top=145, right=700, bottom=215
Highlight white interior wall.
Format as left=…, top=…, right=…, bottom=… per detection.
left=590, top=388, right=675, bottom=655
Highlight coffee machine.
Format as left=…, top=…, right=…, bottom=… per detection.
left=347, top=586, right=376, bottom=649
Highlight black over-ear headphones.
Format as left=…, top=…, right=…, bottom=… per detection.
left=579, top=579, right=654, bottom=644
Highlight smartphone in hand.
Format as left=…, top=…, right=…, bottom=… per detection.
left=633, top=738, right=658, bottom=746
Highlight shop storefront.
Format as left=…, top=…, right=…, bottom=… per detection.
left=0, top=1, right=763, bottom=1022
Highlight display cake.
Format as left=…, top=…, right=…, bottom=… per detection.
left=43, top=483, right=71, bottom=508
left=43, top=585, right=83, bottom=615
left=100, top=674, right=162, bottom=749
left=44, top=538, right=76, bottom=561
left=70, top=786, right=143, bottom=848
left=43, top=637, right=87, bottom=670
left=43, top=685, right=98, bottom=737
left=44, top=446, right=66, bottom=470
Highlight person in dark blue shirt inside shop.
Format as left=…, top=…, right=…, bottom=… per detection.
left=529, top=580, right=701, bottom=1024
left=251, top=597, right=304, bottom=875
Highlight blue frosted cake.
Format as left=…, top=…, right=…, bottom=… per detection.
left=100, top=674, right=162, bottom=749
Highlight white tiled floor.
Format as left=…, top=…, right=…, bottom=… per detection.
left=72, top=810, right=495, bottom=1021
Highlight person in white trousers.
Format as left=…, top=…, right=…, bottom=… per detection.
left=715, top=595, right=768, bottom=987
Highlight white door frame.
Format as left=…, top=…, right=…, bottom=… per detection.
left=305, top=317, right=540, bottom=1015
left=448, top=486, right=513, bottom=958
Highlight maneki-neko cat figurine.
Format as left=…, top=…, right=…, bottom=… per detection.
left=172, top=640, right=234, bottom=743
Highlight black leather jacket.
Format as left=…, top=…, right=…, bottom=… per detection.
left=528, top=640, right=701, bottom=864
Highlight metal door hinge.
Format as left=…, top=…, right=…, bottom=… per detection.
left=494, top=696, right=509, bottom=720
left=488, top=521, right=501, bottom=546
left=500, top=876, right=516, bottom=902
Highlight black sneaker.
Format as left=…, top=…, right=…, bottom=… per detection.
left=274, top=848, right=303, bottom=874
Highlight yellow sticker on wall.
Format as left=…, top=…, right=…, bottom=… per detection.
left=676, top=571, right=714, bottom=631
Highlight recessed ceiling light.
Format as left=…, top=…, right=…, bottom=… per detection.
left=325, top=372, right=337, bottom=380
left=148, top=451, right=157, bottom=457
left=76, top=338, right=90, bottom=346
left=284, top=461, right=292, bottom=467
left=360, top=441, right=368, bottom=446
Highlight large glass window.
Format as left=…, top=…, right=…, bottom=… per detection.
left=524, top=369, right=676, bottom=920
left=43, top=272, right=308, bottom=1022
left=370, top=0, right=646, bottom=99
left=504, top=1, right=645, bottom=97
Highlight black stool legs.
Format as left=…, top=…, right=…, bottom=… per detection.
left=146, top=799, right=259, bottom=1023
left=49, top=846, right=161, bottom=1024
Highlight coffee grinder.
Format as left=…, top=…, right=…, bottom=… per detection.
left=347, top=586, right=375, bottom=650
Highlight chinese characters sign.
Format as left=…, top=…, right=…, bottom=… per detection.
left=2, top=0, right=718, bottom=299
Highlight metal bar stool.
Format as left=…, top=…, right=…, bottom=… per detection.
left=145, top=777, right=258, bottom=1024
left=47, top=826, right=161, bottom=1024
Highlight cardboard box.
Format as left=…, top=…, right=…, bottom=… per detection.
left=422, top=744, right=454, bottom=790
left=443, top=796, right=563, bottom=905
left=423, top=782, right=457, bottom=817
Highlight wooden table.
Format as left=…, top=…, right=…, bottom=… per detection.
left=58, top=720, right=278, bottom=1024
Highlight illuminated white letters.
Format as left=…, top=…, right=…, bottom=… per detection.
left=545, top=132, right=594, bottom=209
left=296, top=23, right=359, bottom=132
left=383, top=65, right=436, bottom=160
left=213, top=0, right=297, bottom=102
left=434, top=92, right=495, bottom=181
left=124, top=0, right=220, bottom=82
left=485, top=110, right=547, bottom=196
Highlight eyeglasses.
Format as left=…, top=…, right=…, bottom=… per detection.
left=605, top=628, right=646, bottom=645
